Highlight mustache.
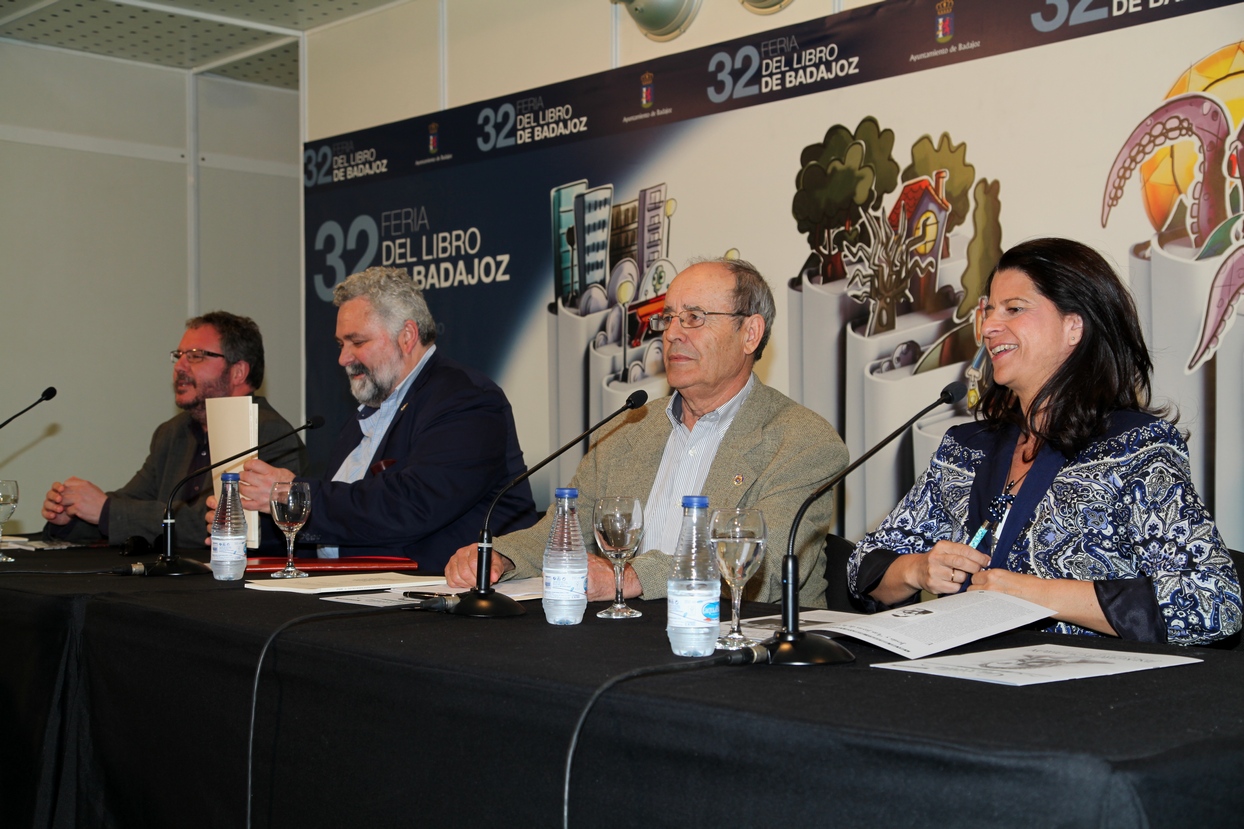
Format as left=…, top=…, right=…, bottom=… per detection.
left=175, top=371, right=195, bottom=386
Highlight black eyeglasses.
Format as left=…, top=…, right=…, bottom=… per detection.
left=170, top=349, right=227, bottom=364
left=649, top=310, right=746, bottom=331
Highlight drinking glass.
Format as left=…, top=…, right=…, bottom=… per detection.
left=711, top=508, right=767, bottom=649
left=0, top=480, right=17, bottom=563
left=269, top=481, right=311, bottom=578
left=592, top=496, right=644, bottom=619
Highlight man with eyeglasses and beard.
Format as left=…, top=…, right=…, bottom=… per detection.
left=227, top=266, right=537, bottom=570
left=41, top=311, right=307, bottom=549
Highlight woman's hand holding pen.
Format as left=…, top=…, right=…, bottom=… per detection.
left=870, top=540, right=992, bottom=605
left=922, top=540, right=992, bottom=595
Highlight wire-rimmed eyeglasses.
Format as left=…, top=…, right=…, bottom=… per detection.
left=648, top=310, right=746, bottom=331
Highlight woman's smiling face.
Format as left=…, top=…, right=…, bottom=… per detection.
left=982, top=268, right=1083, bottom=415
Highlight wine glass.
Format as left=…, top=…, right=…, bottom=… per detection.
left=0, top=480, right=17, bottom=563
left=592, top=496, right=644, bottom=619
left=269, top=482, right=311, bottom=578
left=711, top=508, right=767, bottom=649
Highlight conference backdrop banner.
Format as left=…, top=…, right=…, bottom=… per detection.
left=303, top=0, right=1244, bottom=545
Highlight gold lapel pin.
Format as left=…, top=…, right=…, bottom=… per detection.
left=733, top=474, right=744, bottom=486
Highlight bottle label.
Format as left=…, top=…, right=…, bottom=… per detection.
left=667, top=588, right=720, bottom=627
left=544, top=571, right=587, bottom=600
left=211, top=536, right=247, bottom=563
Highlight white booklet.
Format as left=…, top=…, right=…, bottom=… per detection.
left=737, top=591, right=1055, bottom=659
left=206, top=396, right=260, bottom=549
left=874, top=643, right=1201, bottom=685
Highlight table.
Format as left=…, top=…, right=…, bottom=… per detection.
left=3, top=547, right=1243, bottom=828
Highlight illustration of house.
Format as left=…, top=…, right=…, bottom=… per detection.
left=887, top=169, right=950, bottom=313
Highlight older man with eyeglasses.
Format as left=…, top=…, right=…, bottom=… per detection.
left=445, top=257, right=850, bottom=608
left=41, top=311, right=307, bottom=549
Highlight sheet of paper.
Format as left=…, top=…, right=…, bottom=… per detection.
left=732, top=608, right=863, bottom=637
left=243, top=572, right=446, bottom=594
left=323, top=592, right=422, bottom=607
left=383, top=577, right=543, bottom=601
left=206, top=396, right=260, bottom=548
left=873, top=643, right=1201, bottom=685
left=325, top=577, right=545, bottom=607
left=735, top=592, right=1054, bottom=660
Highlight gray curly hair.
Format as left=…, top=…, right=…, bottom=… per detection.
left=334, top=266, right=437, bottom=345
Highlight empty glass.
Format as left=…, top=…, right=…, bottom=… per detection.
left=592, top=496, right=644, bottom=619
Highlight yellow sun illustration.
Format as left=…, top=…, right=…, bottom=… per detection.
left=1139, top=41, right=1244, bottom=231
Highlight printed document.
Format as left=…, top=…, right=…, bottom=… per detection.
left=874, top=643, right=1200, bottom=685
left=738, top=591, right=1054, bottom=659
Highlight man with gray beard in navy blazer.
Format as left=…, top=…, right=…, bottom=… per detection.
left=229, top=267, right=537, bottom=571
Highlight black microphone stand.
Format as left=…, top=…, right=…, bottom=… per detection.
left=153, top=417, right=323, bottom=577
left=764, top=382, right=966, bottom=666
left=0, top=387, right=57, bottom=431
left=453, top=391, right=649, bottom=618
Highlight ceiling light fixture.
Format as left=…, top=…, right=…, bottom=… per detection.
left=610, top=0, right=703, bottom=42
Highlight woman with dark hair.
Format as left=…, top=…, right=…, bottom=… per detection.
left=848, top=237, right=1241, bottom=644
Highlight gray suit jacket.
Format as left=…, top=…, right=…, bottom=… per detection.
left=501, top=377, right=848, bottom=607
left=46, top=396, right=307, bottom=549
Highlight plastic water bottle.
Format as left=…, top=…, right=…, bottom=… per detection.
left=210, top=472, right=248, bottom=581
left=542, top=487, right=588, bottom=625
left=667, top=495, right=720, bottom=656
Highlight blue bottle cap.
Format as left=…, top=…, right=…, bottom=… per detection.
left=555, top=487, right=578, bottom=498
left=221, top=472, right=240, bottom=481
left=681, top=495, right=709, bottom=508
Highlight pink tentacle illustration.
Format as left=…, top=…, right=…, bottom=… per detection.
left=1102, top=94, right=1230, bottom=248
left=1188, top=244, right=1244, bottom=372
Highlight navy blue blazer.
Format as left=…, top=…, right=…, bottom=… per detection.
left=297, top=350, right=538, bottom=571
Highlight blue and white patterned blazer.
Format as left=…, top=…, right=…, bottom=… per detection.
left=849, top=411, right=1242, bottom=645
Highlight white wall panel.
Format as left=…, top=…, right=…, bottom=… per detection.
left=198, top=168, right=303, bottom=427
left=0, top=141, right=187, bottom=532
left=0, top=40, right=186, bottom=146
left=305, top=1, right=441, bottom=141
left=445, top=0, right=613, bottom=107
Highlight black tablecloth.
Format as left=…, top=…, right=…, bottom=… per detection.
left=3, top=548, right=1243, bottom=828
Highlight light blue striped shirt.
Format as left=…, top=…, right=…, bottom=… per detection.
left=642, top=374, right=755, bottom=557
left=318, top=345, right=435, bottom=558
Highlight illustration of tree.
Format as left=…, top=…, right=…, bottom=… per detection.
left=793, top=117, right=900, bottom=281
left=958, top=177, right=1003, bottom=322
left=902, top=132, right=975, bottom=255
left=844, top=206, right=918, bottom=335
left=912, top=177, right=1003, bottom=375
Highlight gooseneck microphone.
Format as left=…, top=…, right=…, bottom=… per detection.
left=0, top=387, right=57, bottom=430
left=122, top=416, right=325, bottom=577
left=453, top=390, right=649, bottom=618
left=765, top=381, right=967, bottom=666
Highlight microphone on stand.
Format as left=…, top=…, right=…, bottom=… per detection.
left=763, top=381, right=967, bottom=666
left=452, top=390, right=649, bottom=618
left=0, top=387, right=57, bottom=430
left=118, top=416, right=325, bottom=577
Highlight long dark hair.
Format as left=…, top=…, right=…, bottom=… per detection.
left=976, top=238, right=1163, bottom=457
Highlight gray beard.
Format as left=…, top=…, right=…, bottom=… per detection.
left=346, top=363, right=397, bottom=407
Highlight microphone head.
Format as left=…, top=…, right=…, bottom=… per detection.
left=42, top=386, right=57, bottom=401
left=940, top=381, right=968, bottom=405
left=625, top=390, right=649, bottom=410
left=306, top=415, right=326, bottom=430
